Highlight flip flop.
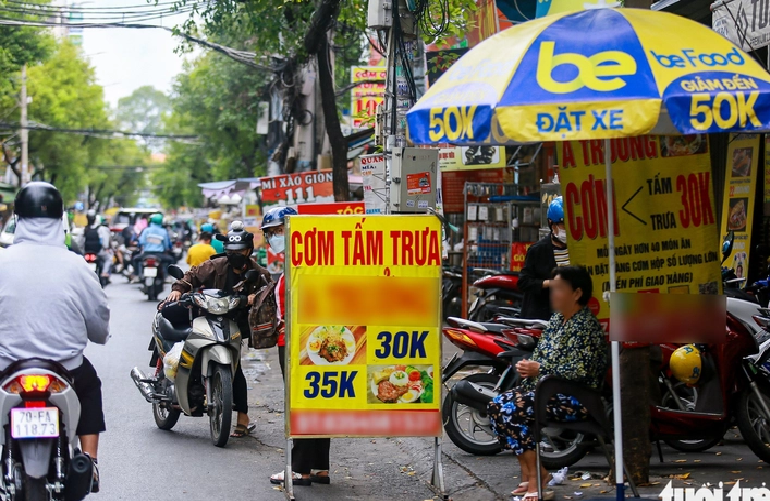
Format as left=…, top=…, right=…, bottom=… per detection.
left=230, top=422, right=256, bottom=438
left=522, top=490, right=555, bottom=501
left=513, top=482, right=529, bottom=495
left=270, top=470, right=311, bottom=486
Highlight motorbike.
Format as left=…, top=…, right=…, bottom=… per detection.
left=467, top=271, right=524, bottom=321
left=130, top=265, right=261, bottom=447
left=140, top=255, right=165, bottom=301
left=0, top=359, right=94, bottom=501
left=442, top=266, right=463, bottom=320
left=171, top=241, right=184, bottom=263
left=83, top=253, right=106, bottom=289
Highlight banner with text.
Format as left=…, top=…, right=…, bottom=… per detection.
left=561, top=135, right=721, bottom=329
left=286, top=215, right=442, bottom=437
left=721, top=134, right=760, bottom=284
left=259, top=170, right=334, bottom=206
left=713, top=0, right=770, bottom=52
left=351, top=66, right=387, bottom=129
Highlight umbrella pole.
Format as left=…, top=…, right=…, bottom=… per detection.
left=604, top=138, right=625, bottom=501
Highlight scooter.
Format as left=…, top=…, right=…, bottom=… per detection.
left=141, top=255, right=165, bottom=301
left=83, top=253, right=107, bottom=289
left=0, top=359, right=94, bottom=501
left=130, top=265, right=261, bottom=448
left=467, top=271, right=524, bottom=321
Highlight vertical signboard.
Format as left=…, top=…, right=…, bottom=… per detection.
left=561, top=135, right=721, bottom=330
left=361, top=153, right=387, bottom=214
left=721, top=134, right=760, bottom=283
left=351, top=66, right=387, bottom=129
left=286, top=215, right=442, bottom=437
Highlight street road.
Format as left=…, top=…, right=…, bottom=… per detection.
left=85, top=277, right=766, bottom=501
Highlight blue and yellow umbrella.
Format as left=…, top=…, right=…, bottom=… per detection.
left=407, top=8, right=770, bottom=144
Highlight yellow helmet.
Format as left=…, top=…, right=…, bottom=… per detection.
left=670, top=344, right=702, bottom=385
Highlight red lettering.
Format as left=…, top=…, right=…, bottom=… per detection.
left=291, top=232, right=303, bottom=266
left=342, top=231, right=353, bottom=265
left=562, top=142, right=576, bottom=168
left=428, top=231, right=441, bottom=265
left=565, top=183, right=583, bottom=241
left=353, top=232, right=366, bottom=265
left=318, top=231, right=334, bottom=265
left=582, top=177, right=598, bottom=239
left=688, top=173, right=701, bottom=228
left=677, top=175, right=689, bottom=228
left=390, top=231, right=401, bottom=265
left=698, top=172, right=715, bottom=226
left=402, top=231, right=414, bottom=266
left=366, top=231, right=383, bottom=265
left=628, top=136, right=644, bottom=161
left=644, top=136, right=658, bottom=158
left=594, top=178, right=620, bottom=238
left=581, top=141, right=590, bottom=166
left=304, top=231, right=316, bottom=266
left=589, top=140, right=604, bottom=166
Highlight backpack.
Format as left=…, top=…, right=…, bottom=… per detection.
left=83, top=227, right=102, bottom=254
left=248, top=284, right=279, bottom=349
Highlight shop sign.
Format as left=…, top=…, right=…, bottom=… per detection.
left=260, top=170, right=334, bottom=206
left=351, top=66, right=387, bottom=129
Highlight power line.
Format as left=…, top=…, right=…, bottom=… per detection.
left=0, top=122, right=199, bottom=140
left=4, top=0, right=200, bottom=11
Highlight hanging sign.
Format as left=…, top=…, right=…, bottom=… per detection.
left=561, top=135, right=721, bottom=330
left=712, top=0, right=770, bottom=51
left=286, top=215, right=442, bottom=437
left=351, top=66, right=387, bottom=129
left=721, top=133, right=760, bottom=283
left=361, top=153, right=387, bottom=215
left=259, top=170, right=334, bottom=206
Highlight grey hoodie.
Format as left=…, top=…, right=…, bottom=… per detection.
left=0, top=217, right=110, bottom=371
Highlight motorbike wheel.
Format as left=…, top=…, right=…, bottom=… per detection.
left=736, top=385, right=770, bottom=463
left=23, top=476, right=47, bottom=501
left=209, top=364, right=233, bottom=448
left=153, top=402, right=181, bottom=430
left=665, top=437, right=723, bottom=452
left=148, top=282, right=158, bottom=301
left=443, top=373, right=503, bottom=456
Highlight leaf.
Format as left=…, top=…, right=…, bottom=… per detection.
left=674, top=459, right=687, bottom=463
left=600, top=490, right=610, bottom=494
left=731, top=471, right=742, bottom=474
left=579, top=483, right=592, bottom=488
left=671, top=473, right=690, bottom=480
left=716, top=452, right=723, bottom=456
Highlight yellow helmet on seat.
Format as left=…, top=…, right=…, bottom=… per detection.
left=670, top=344, right=702, bottom=385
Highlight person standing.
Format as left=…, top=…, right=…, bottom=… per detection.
left=186, top=231, right=217, bottom=267
left=262, top=206, right=331, bottom=487
left=518, top=197, right=570, bottom=320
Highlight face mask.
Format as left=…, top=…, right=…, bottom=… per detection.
left=554, top=228, right=567, bottom=243
left=227, top=252, right=248, bottom=270
left=269, top=234, right=285, bottom=254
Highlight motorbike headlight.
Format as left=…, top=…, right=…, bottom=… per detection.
left=206, top=297, right=230, bottom=315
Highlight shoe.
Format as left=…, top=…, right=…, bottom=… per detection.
left=310, top=473, right=330, bottom=485
left=89, top=457, right=99, bottom=493
left=270, top=470, right=311, bottom=486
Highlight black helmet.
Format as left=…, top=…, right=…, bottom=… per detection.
left=219, top=222, right=254, bottom=251
left=14, top=182, right=64, bottom=220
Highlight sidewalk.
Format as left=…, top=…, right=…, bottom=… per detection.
left=242, top=347, right=767, bottom=501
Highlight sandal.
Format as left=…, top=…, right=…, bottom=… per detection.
left=522, top=490, right=555, bottom=501
left=310, top=472, right=330, bottom=485
left=512, top=482, right=529, bottom=495
left=270, top=470, right=311, bottom=486
left=230, top=422, right=256, bottom=438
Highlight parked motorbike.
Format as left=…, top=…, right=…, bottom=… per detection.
left=0, top=359, right=94, bottom=501
left=141, top=255, right=165, bottom=301
left=467, top=271, right=524, bottom=321
left=130, top=265, right=261, bottom=447
left=442, top=266, right=463, bottom=320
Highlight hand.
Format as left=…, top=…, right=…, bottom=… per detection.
left=247, top=293, right=257, bottom=306
left=166, top=291, right=182, bottom=303
left=542, top=280, right=550, bottom=288
left=516, top=360, right=540, bottom=378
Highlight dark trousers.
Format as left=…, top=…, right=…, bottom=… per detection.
left=278, top=345, right=330, bottom=474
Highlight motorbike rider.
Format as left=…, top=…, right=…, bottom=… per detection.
left=133, top=213, right=172, bottom=280
left=262, top=206, right=332, bottom=486
left=518, top=197, right=570, bottom=320
left=83, top=209, right=103, bottom=257
left=97, top=216, right=112, bottom=282
left=163, top=221, right=271, bottom=438
left=202, top=223, right=224, bottom=254
left=0, top=182, right=109, bottom=491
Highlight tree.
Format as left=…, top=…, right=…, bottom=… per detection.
left=182, top=0, right=476, bottom=200
left=115, top=86, right=171, bottom=153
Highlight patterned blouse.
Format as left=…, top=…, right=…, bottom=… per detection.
left=520, top=306, right=608, bottom=392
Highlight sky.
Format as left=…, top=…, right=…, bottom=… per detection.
left=79, top=0, right=195, bottom=107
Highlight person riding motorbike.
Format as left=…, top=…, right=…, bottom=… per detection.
left=97, top=216, right=112, bottom=283
left=0, top=182, right=110, bottom=491
left=518, top=197, right=570, bottom=320
left=262, top=206, right=332, bottom=487
left=202, top=223, right=224, bottom=254
left=83, top=210, right=102, bottom=257
left=163, top=222, right=272, bottom=438
left=133, top=214, right=173, bottom=280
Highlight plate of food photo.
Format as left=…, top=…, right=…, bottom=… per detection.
left=368, top=364, right=434, bottom=404
left=304, top=326, right=358, bottom=365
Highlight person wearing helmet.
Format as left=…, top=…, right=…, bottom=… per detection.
left=201, top=223, right=224, bottom=254
left=133, top=213, right=173, bottom=281
left=83, top=209, right=102, bottom=256
left=164, top=221, right=272, bottom=438
left=97, top=217, right=112, bottom=283
left=262, top=206, right=331, bottom=487
left=518, top=196, right=570, bottom=320
left=0, top=183, right=109, bottom=491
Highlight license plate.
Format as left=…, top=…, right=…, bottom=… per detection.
left=87, top=263, right=97, bottom=272
left=145, top=267, right=158, bottom=278
left=11, top=407, right=60, bottom=439
left=173, top=248, right=181, bottom=255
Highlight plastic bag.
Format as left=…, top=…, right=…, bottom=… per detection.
left=163, top=342, right=184, bottom=380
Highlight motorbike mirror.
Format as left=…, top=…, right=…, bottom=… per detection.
left=168, top=265, right=184, bottom=280
left=721, top=231, right=735, bottom=264
left=244, top=270, right=259, bottom=283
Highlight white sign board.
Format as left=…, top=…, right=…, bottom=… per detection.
left=712, top=0, right=770, bottom=50
left=361, top=153, right=387, bottom=215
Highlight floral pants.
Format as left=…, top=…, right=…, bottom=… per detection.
left=487, top=388, right=588, bottom=455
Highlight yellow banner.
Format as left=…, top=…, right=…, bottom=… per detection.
left=536, top=0, right=624, bottom=18
left=721, top=134, right=760, bottom=284
left=561, top=135, right=721, bottom=329
left=287, top=215, right=442, bottom=437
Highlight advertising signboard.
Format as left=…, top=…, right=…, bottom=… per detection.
left=286, top=215, right=442, bottom=438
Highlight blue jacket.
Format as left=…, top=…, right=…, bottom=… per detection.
left=139, top=223, right=171, bottom=253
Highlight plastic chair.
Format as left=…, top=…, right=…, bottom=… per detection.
left=534, top=376, right=640, bottom=500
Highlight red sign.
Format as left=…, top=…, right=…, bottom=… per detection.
left=441, top=167, right=515, bottom=213
left=406, top=172, right=431, bottom=195
left=510, top=242, right=533, bottom=272
left=297, top=202, right=365, bottom=215
left=260, top=170, right=333, bottom=205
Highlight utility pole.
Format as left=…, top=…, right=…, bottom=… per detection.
left=20, top=64, right=29, bottom=187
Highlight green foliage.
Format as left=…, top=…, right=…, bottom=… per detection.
left=116, top=85, right=171, bottom=152
left=0, top=0, right=53, bottom=84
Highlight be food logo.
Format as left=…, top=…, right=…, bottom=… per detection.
left=660, top=480, right=770, bottom=501
left=536, top=41, right=637, bottom=93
